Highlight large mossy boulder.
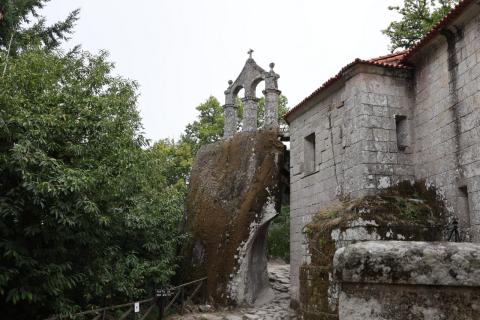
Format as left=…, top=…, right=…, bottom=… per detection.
left=299, top=181, right=448, bottom=320
left=182, top=131, right=285, bottom=306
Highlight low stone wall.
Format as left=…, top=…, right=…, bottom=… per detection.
left=297, top=182, right=446, bottom=319
left=334, top=241, right=480, bottom=320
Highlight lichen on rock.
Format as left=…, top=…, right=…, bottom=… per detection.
left=181, top=131, right=285, bottom=306
left=299, top=181, right=448, bottom=319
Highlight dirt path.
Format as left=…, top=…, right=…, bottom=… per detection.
left=168, top=263, right=296, bottom=319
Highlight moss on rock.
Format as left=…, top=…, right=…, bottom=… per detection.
left=181, top=131, right=285, bottom=305
left=299, top=181, right=448, bottom=319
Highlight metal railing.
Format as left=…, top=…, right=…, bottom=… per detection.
left=45, top=277, right=208, bottom=320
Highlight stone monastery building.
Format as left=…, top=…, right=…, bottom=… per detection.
left=284, top=0, right=480, bottom=302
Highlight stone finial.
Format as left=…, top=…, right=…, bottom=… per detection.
left=222, top=52, right=280, bottom=138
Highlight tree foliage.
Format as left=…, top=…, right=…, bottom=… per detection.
left=383, top=0, right=459, bottom=52
left=0, top=47, right=185, bottom=319
left=0, top=3, right=292, bottom=318
left=0, top=0, right=79, bottom=53
left=267, top=206, right=290, bottom=263
left=151, top=139, right=193, bottom=190
left=181, top=96, right=225, bottom=156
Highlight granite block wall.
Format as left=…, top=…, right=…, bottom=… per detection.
left=412, top=14, right=480, bottom=240
left=289, top=86, right=346, bottom=301
left=334, top=241, right=480, bottom=320
left=289, top=65, right=414, bottom=302
left=289, top=5, right=480, bottom=305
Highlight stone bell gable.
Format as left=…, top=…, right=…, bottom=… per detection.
left=223, top=50, right=281, bottom=138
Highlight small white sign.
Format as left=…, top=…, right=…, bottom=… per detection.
left=134, top=302, right=140, bottom=313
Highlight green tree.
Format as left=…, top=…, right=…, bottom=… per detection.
left=0, top=0, right=79, bottom=53
left=151, top=138, right=193, bottom=190
left=0, top=48, right=185, bottom=319
left=181, top=96, right=224, bottom=156
left=383, top=0, right=458, bottom=52
left=267, top=206, right=290, bottom=262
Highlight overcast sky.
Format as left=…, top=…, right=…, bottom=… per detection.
left=43, top=0, right=402, bottom=142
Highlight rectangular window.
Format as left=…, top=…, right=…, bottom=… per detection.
left=304, top=133, right=316, bottom=175
left=395, top=115, right=408, bottom=151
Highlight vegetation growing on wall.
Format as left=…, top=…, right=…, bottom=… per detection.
left=299, top=181, right=447, bottom=319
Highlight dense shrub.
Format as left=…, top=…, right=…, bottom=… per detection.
left=0, top=48, right=185, bottom=319
left=268, top=206, right=290, bottom=263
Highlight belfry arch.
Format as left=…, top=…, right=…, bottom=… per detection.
left=223, top=50, right=281, bottom=138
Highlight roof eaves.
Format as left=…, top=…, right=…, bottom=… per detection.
left=284, top=0, right=475, bottom=123
left=368, top=50, right=407, bottom=63
left=402, top=0, right=475, bottom=61
left=284, top=59, right=411, bottom=122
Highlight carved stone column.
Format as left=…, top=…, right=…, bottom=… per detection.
left=263, top=63, right=281, bottom=131
left=263, top=89, right=281, bottom=130
left=223, top=104, right=237, bottom=138
left=223, top=80, right=237, bottom=139
left=242, top=97, right=259, bottom=132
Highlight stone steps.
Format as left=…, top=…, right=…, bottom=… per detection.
left=168, top=263, right=297, bottom=319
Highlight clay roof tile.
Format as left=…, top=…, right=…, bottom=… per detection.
left=284, top=0, right=475, bottom=122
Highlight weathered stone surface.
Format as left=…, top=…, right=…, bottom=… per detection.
left=339, top=283, right=480, bottom=320
left=169, top=263, right=297, bottom=320
left=182, top=131, right=284, bottom=306
left=334, top=241, right=480, bottom=320
left=334, top=241, right=480, bottom=287
left=298, top=182, right=446, bottom=319
left=288, top=3, right=480, bottom=304
left=223, top=55, right=280, bottom=137
left=242, top=97, right=259, bottom=132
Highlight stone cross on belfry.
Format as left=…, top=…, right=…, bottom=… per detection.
left=222, top=52, right=281, bottom=139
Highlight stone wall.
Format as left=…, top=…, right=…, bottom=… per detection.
left=289, top=65, right=414, bottom=302
left=411, top=12, right=480, bottom=240
left=289, top=5, right=480, bottom=303
left=334, top=241, right=480, bottom=320
left=298, top=182, right=446, bottom=319
left=289, top=84, right=345, bottom=302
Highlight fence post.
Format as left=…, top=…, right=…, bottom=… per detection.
left=203, top=280, right=207, bottom=304
left=180, top=288, right=185, bottom=315
left=156, top=295, right=165, bottom=320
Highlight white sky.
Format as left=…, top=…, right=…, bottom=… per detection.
left=43, top=0, right=402, bottom=142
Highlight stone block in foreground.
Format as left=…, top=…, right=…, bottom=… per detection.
left=334, top=241, right=480, bottom=320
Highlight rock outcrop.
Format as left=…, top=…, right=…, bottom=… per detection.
left=182, top=131, right=285, bottom=306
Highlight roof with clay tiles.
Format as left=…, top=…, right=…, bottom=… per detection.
left=402, top=0, right=475, bottom=61
left=284, top=0, right=474, bottom=122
